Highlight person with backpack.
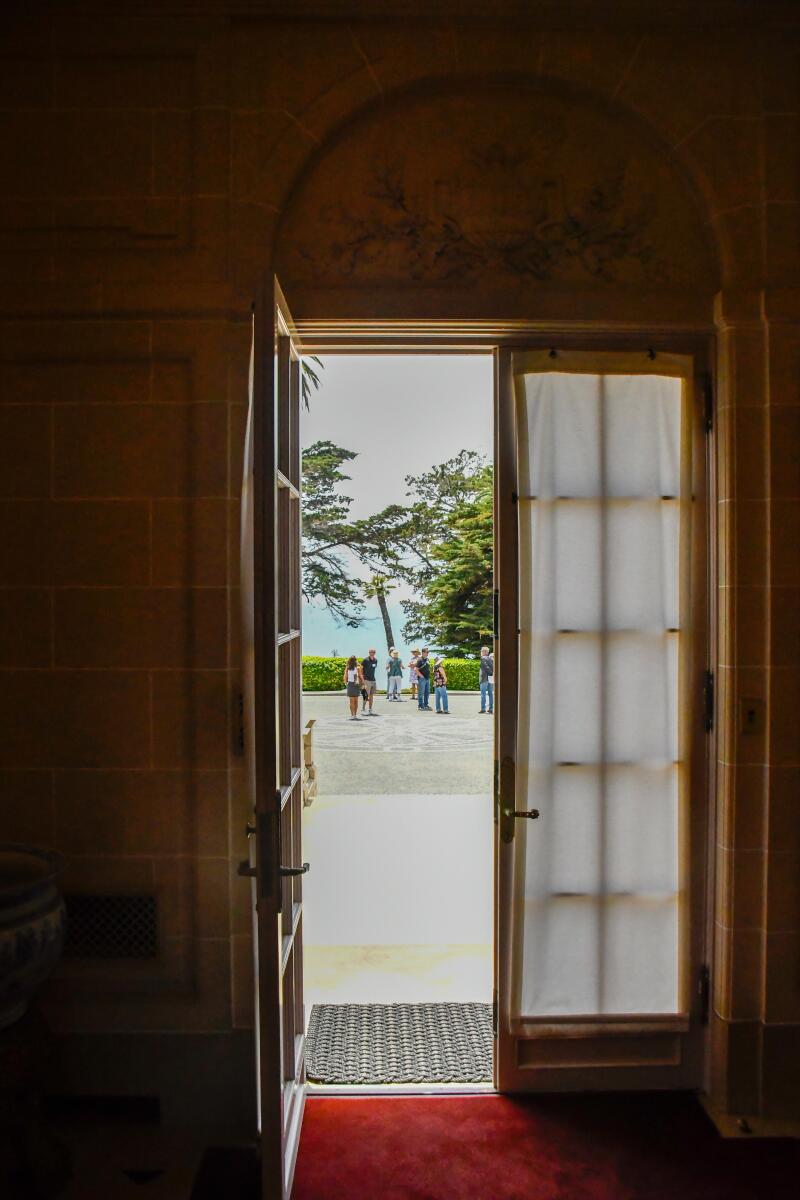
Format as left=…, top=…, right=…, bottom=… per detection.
left=416, top=647, right=432, bottom=710
left=479, top=645, right=494, bottom=714
left=433, top=656, right=449, bottom=714
left=343, top=656, right=364, bottom=721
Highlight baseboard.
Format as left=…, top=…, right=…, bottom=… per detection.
left=48, top=1030, right=257, bottom=1128
left=699, top=1093, right=800, bottom=1139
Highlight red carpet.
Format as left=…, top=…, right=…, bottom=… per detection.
left=293, top=1093, right=799, bottom=1200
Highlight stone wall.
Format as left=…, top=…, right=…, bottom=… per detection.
left=0, top=1, right=797, bottom=1122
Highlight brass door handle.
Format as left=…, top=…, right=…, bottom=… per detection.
left=279, top=863, right=310, bottom=877
left=238, top=860, right=310, bottom=879
left=238, top=822, right=258, bottom=876
left=498, top=756, right=541, bottom=842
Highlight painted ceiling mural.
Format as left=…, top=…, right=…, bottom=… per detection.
left=277, top=88, right=716, bottom=289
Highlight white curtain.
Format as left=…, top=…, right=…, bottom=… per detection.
left=515, top=370, right=685, bottom=1017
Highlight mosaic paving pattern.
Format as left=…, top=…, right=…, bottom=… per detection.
left=309, top=711, right=494, bottom=752
left=306, top=1002, right=493, bottom=1085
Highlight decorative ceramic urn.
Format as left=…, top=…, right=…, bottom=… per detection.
left=0, top=845, right=65, bottom=1030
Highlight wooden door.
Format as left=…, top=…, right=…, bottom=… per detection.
left=241, top=278, right=306, bottom=1196
left=494, top=347, right=710, bottom=1093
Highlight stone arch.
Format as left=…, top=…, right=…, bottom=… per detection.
left=272, top=73, right=720, bottom=317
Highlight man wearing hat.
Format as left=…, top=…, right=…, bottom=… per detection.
left=386, top=648, right=404, bottom=701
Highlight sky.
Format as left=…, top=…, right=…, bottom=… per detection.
left=301, top=354, right=493, bottom=664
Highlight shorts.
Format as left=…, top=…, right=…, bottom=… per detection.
left=363, top=679, right=377, bottom=695
left=346, top=682, right=361, bottom=697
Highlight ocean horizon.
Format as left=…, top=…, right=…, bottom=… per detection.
left=301, top=598, right=430, bottom=667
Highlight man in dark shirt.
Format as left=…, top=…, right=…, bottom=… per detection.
left=361, top=649, right=380, bottom=715
left=416, top=647, right=432, bottom=710
left=479, top=645, right=494, bottom=714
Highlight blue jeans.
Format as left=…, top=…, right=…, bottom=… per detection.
left=417, top=678, right=430, bottom=708
left=435, top=685, right=449, bottom=712
left=480, top=680, right=494, bottom=712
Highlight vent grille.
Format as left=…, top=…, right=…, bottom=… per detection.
left=64, top=894, right=158, bottom=960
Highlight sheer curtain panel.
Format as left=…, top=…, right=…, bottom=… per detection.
left=514, top=363, right=690, bottom=1020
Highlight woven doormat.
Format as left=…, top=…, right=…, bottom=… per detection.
left=306, top=1002, right=493, bottom=1085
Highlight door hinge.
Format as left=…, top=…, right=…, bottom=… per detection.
left=703, top=373, right=714, bottom=434
left=492, top=990, right=498, bottom=1038
left=698, top=963, right=710, bottom=1024
left=703, top=669, right=714, bottom=733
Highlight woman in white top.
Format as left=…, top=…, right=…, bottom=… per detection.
left=408, top=649, right=420, bottom=700
left=343, top=655, right=364, bottom=721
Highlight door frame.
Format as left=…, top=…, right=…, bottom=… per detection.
left=289, top=318, right=717, bottom=1098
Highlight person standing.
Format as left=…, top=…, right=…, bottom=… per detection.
left=386, top=649, right=404, bottom=701
left=433, top=657, right=449, bottom=713
left=416, top=647, right=432, bottom=710
left=361, top=649, right=380, bottom=716
left=409, top=649, right=420, bottom=701
left=343, top=656, right=364, bottom=721
left=479, top=645, right=494, bottom=714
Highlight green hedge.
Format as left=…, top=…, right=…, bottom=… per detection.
left=301, top=655, right=481, bottom=691
left=439, top=658, right=481, bottom=690
left=302, top=656, right=347, bottom=691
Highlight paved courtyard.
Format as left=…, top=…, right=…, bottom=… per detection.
left=302, top=692, right=493, bottom=793
left=300, top=693, right=494, bottom=1013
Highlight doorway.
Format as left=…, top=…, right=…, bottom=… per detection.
left=298, top=353, right=495, bottom=1088
left=241, top=295, right=712, bottom=1194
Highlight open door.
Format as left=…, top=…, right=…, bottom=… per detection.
left=241, top=278, right=306, bottom=1196
left=494, top=347, right=709, bottom=1092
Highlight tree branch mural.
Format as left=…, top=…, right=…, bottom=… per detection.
left=301, top=159, right=662, bottom=285
left=280, top=88, right=716, bottom=290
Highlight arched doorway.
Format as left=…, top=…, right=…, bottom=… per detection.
left=242, top=72, right=722, bottom=1195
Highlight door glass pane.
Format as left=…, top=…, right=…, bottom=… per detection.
left=515, top=371, right=685, bottom=1017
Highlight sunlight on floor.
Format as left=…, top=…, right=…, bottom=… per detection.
left=304, top=944, right=492, bottom=1010
left=301, top=694, right=493, bottom=1017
